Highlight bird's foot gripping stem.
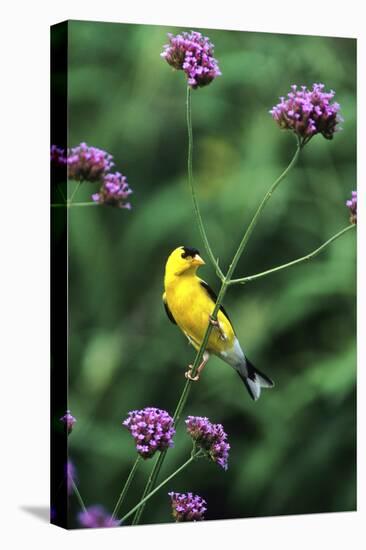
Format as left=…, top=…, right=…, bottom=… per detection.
left=185, top=352, right=210, bottom=381
left=185, top=365, right=200, bottom=381
left=209, top=315, right=227, bottom=341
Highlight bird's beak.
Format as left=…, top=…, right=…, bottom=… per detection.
left=192, top=255, right=205, bottom=266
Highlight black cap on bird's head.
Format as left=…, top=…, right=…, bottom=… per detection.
left=165, top=246, right=205, bottom=277
left=181, top=246, right=201, bottom=259
left=179, top=246, right=205, bottom=266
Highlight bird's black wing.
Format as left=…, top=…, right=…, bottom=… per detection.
left=162, top=292, right=177, bottom=325
left=199, top=280, right=233, bottom=325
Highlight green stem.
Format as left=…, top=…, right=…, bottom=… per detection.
left=56, top=184, right=66, bottom=203
left=132, top=120, right=301, bottom=527
left=51, top=202, right=99, bottom=208
left=69, top=201, right=99, bottom=207
left=228, top=136, right=302, bottom=269
left=69, top=180, right=82, bottom=204
left=230, top=224, right=355, bottom=285
left=131, top=451, right=165, bottom=525
left=121, top=453, right=199, bottom=525
left=186, top=87, right=224, bottom=281
left=70, top=478, right=87, bottom=514
left=111, top=455, right=141, bottom=521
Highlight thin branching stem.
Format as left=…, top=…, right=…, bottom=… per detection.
left=227, top=135, right=302, bottom=267
left=69, top=180, right=82, bottom=204
left=56, top=184, right=66, bottom=203
left=230, top=224, right=355, bottom=285
left=131, top=452, right=161, bottom=525
left=186, top=87, right=225, bottom=281
left=51, top=179, right=97, bottom=208
left=70, top=478, right=87, bottom=514
left=120, top=451, right=201, bottom=525
left=111, top=455, right=141, bottom=522
left=51, top=202, right=99, bottom=208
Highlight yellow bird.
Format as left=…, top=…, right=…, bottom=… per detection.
left=163, top=246, right=274, bottom=401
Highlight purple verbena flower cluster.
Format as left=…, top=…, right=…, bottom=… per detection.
left=67, top=142, right=114, bottom=182
left=51, top=142, right=133, bottom=208
left=123, top=407, right=176, bottom=459
left=168, top=492, right=207, bottom=522
left=60, top=410, right=77, bottom=434
left=92, top=172, right=132, bottom=209
left=270, top=84, right=342, bottom=144
left=51, top=145, right=67, bottom=166
left=186, top=416, right=230, bottom=470
left=346, top=190, right=357, bottom=224
left=78, top=505, right=119, bottom=528
left=161, top=31, right=221, bottom=89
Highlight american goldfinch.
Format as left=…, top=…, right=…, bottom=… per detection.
left=163, top=246, right=274, bottom=401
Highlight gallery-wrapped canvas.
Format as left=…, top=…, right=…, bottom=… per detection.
left=51, top=20, right=356, bottom=529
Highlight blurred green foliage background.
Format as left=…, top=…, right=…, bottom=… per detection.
left=64, top=20, right=356, bottom=526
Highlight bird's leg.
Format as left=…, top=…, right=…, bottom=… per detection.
left=185, top=351, right=210, bottom=381
left=209, top=315, right=227, bottom=341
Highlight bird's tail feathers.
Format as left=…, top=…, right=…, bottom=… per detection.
left=236, top=358, right=274, bottom=401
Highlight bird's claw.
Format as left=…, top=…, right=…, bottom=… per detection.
left=209, top=315, right=227, bottom=341
left=185, top=365, right=200, bottom=382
